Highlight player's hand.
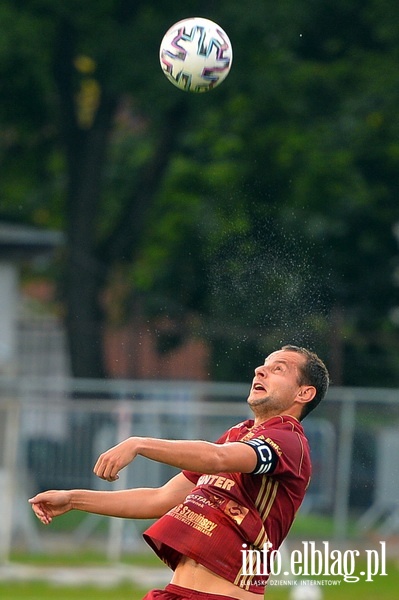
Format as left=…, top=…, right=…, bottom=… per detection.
left=93, top=437, right=138, bottom=482
left=28, top=490, right=73, bottom=525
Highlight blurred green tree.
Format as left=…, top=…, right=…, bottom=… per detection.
left=1, top=0, right=399, bottom=384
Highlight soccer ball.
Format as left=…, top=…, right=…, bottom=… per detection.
left=159, top=17, right=233, bottom=93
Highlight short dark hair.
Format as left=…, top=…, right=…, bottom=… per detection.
left=280, top=345, right=330, bottom=420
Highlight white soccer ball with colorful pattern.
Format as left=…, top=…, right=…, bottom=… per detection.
left=159, top=17, right=233, bottom=93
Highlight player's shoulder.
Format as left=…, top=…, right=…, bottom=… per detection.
left=255, top=415, right=308, bottom=452
left=266, top=415, right=305, bottom=432
left=253, top=415, right=304, bottom=434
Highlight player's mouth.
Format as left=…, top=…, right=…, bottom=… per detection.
left=252, top=381, right=266, bottom=392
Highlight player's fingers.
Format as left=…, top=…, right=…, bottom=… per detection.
left=94, top=470, right=119, bottom=482
left=93, top=455, right=103, bottom=475
left=94, top=454, right=120, bottom=481
left=29, top=501, right=52, bottom=525
left=28, top=493, right=45, bottom=503
left=93, top=457, right=107, bottom=479
left=100, top=464, right=120, bottom=481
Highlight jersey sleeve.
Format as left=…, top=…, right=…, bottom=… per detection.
left=241, top=437, right=279, bottom=474
left=182, top=469, right=201, bottom=485
left=251, top=425, right=308, bottom=479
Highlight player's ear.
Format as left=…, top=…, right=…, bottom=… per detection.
left=297, top=386, right=316, bottom=405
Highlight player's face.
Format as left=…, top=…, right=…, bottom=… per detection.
left=247, top=350, right=305, bottom=417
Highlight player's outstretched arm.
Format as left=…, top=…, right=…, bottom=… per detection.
left=94, top=436, right=258, bottom=482
left=29, top=472, right=194, bottom=525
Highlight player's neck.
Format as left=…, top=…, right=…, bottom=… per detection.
left=252, top=406, right=301, bottom=427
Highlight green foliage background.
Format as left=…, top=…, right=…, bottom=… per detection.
left=1, top=0, right=399, bottom=383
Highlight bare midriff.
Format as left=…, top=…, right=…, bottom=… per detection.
left=171, top=555, right=262, bottom=600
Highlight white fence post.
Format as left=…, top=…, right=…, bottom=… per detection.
left=333, top=396, right=356, bottom=539
left=0, top=400, right=20, bottom=563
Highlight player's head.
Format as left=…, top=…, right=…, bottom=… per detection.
left=280, top=344, right=330, bottom=420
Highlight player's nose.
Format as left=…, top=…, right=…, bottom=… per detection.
left=254, top=365, right=266, bottom=377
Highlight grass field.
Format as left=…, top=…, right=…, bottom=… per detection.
left=0, top=582, right=147, bottom=600
left=1, top=552, right=398, bottom=600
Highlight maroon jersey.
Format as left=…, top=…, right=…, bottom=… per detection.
left=143, top=415, right=311, bottom=594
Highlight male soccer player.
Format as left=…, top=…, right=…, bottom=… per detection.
left=30, top=344, right=329, bottom=600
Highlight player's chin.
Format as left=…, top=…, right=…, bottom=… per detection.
left=247, top=393, right=267, bottom=406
